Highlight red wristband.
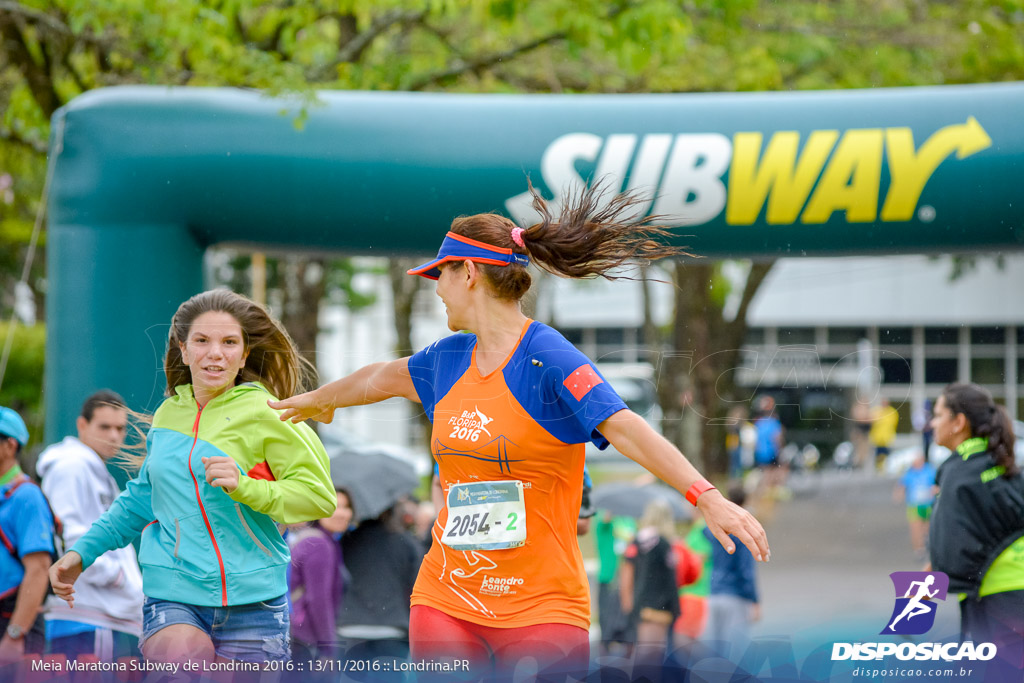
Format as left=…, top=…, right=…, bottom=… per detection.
left=685, top=479, right=716, bottom=506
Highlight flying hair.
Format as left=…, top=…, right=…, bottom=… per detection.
left=448, top=179, right=688, bottom=301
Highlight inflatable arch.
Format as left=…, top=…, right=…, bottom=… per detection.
left=46, top=83, right=1024, bottom=440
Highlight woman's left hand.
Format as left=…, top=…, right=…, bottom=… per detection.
left=203, top=456, right=240, bottom=493
left=697, top=489, right=771, bottom=562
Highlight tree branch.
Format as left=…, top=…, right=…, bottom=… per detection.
left=60, top=50, right=89, bottom=92
left=723, top=260, right=774, bottom=353
left=406, top=29, right=567, bottom=91
left=308, top=9, right=427, bottom=81
left=0, top=126, right=48, bottom=155
left=0, top=1, right=73, bottom=38
left=0, top=13, right=62, bottom=118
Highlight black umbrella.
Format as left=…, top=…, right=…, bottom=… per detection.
left=591, top=481, right=692, bottom=521
left=328, top=450, right=422, bottom=523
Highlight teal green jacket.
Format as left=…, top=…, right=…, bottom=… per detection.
left=71, top=383, right=335, bottom=607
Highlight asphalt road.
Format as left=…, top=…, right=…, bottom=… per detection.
left=752, top=469, right=960, bottom=645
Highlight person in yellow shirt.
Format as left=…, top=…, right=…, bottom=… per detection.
left=869, top=398, right=899, bottom=469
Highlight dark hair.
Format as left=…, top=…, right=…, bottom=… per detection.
left=941, top=383, right=1018, bottom=477
left=336, top=486, right=354, bottom=518
left=80, top=390, right=126, bottom=422
left=164, top=290, right=316, bottom=400
left=449, top=180, right=687, bottom=301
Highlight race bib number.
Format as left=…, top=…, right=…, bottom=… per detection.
left=442, top=480, right=526, bottom=551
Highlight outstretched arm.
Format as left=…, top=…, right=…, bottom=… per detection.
left=598, top=409, right=770, bottom=562
left=269, top=357, right=419, bottom=423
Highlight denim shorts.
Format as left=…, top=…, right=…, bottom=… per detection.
left=141, top=595, right=290, bottom=662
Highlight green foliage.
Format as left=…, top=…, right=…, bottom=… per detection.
left=0, top=322, right=45, bottom=447
left=2, top=1, right=1023, bottom=458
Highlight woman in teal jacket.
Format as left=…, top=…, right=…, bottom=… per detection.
left=49, top=290, right=336, bottom=664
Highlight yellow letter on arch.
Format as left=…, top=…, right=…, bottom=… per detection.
left=802, top=129, right=885, bottom=224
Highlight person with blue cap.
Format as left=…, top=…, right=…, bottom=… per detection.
left=0, top=406, right=55, bottom=663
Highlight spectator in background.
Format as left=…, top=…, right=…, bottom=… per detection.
left=870, top=398, right=900, bottom=470
left=289, top=487, right=354, bottom=661
left=725, top=406, right=752, bottom=480
left=893, top=452, right=937, bottom=559
left=595, top=511, right=636, bottom=656
left=337, top=502, right=424, bottom=662
left=620, top=499, right=679, bottom=667
left=675, top=517, right=713, bottom=645
left=577, top=467, right=596, bottom=537
left=704, top=484, right=760, bottom=662
left=851, top=397, right=874, bottom=470
left=753, top=396, right=785, bottom=498
left=912, top=399, right=935, bottom=457
left=37, top=390, right=143, bottom=661
left=413, top=500, right=436, bottom=550
left=0, top=406, right=52, bottom=663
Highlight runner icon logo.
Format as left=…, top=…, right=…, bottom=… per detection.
left=881, top=571, right=949, bottom=635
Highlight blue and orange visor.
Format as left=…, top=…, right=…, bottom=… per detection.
left=406, top=232, right=530, bottom=280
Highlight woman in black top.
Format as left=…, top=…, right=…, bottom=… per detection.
left=620, top=499, right=679, bottom=666
left=929, top=383, right=1024, bottom=672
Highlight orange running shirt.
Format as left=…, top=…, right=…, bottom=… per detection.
left=407, top=321, right=627, bottom=629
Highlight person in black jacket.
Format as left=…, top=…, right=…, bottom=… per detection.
left=337, top=501, right=425, bottom=663
left=928, top=383, right=1024, bottom=671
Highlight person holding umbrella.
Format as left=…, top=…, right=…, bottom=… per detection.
left=270, top=182, right=770, bottom=674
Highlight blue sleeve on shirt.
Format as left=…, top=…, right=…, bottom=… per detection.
left=407, top=333, right=476, bottom=422
left=10, top=484, right=55, bottom=558
left=503, top=323, right=627, bottom=448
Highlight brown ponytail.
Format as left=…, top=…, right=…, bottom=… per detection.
left=449, top=180, right=687, bottom=301
left=941, top=382, right=1018, bottom=477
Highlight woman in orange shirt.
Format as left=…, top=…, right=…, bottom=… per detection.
left=271, top=183, right=770, bottom=676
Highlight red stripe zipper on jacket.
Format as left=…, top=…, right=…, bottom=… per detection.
left=187, top=401, right=228, bottom=606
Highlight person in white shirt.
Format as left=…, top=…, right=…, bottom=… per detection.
left=37, top=391, right=143, bottom=660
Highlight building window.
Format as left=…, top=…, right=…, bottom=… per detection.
left=880, top=327, right=913, bottom=345
left=595, top=327, right=627, bottom=362
left=745, top=327, right=765, bottom=345
left=970, top=326, right=1005, bottom=345
left=595, top=327, right=625, bottom=346
left=560, top=327, right=584, bottom=346
left=924, top=327, right=959, bottom=345
left=880, top=357, right=912, bottom=384
left=971, top=358, right=1005, bottom=384
left=778, top=327, right=815, bottom=345
left=828, top=327, right=868, bottom=345
left=925, top=358, right=958, bottom=384
left=880, top=358, right=913, bottom=385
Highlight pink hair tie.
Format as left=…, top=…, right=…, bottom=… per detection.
left=510, top=227, right=526, bottom=248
